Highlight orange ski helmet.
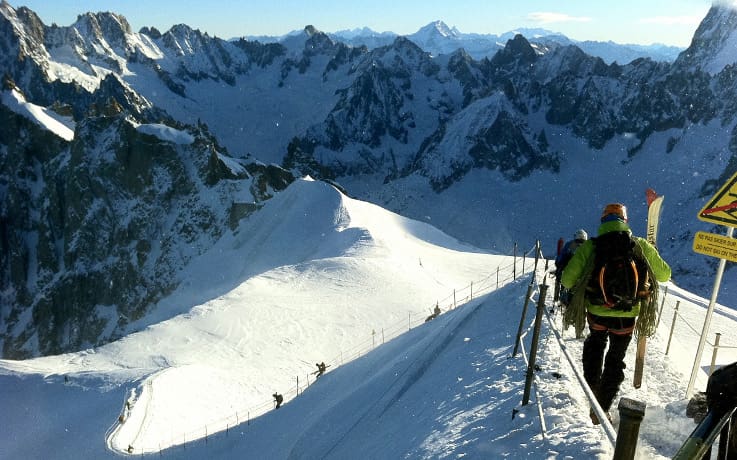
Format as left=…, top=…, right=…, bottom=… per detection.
left=601, top=203, right=628, bottom=222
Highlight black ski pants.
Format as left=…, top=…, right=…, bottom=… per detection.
left=582, top=314, right=636, bottom=412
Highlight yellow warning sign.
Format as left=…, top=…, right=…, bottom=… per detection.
left=698, top=170, right=737, bottom=227
left=693, top=231, right=737, bottom=262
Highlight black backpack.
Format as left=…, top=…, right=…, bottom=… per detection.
left=585, top=231, right=650, bottom=311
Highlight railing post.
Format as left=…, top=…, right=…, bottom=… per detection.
left=522, top=252, right=526, bottom=276
left=709, top=332, right=721, bottom=376
left=522, top=284, right=548, bottom=405
left=613, top=398, right=646, bottom=460
left=665, top=301, right=680, bottom=356
left=513, top=242, right=517, bottom=280
left=513, top=280, right=535, bottom=357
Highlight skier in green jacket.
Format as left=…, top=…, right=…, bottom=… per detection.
left=561, top=203, right=671, bottom=423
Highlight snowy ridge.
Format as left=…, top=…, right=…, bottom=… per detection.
left=1, top=88, right=75, bottom=140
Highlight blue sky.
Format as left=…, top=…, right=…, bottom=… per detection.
left=15, top=0, right=713, bottom=46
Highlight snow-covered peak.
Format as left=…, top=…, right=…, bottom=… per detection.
left=676, top=1, right=737, bottom=74
left=405, top=21, right=466, bottom=57
left=0, top=2, right=50, bottom=62
left=0, top=1, right=164, bottom=91
left=278, top=25, right=317, bottom=56
left=71, top=11, right=132, bottom=45
left=415, top=20, right=460, bottom=40
left=332, top=26, right=385, bottom=39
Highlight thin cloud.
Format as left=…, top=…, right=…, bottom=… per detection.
left=639, top=15, right=703, bottom=26
left=528, top=12, right=592, bottom=24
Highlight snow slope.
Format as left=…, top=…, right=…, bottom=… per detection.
left=0, top=178, right=735, bottom=459
left=1, top=88, right=75, bottom=141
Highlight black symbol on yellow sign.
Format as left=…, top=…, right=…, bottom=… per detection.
left=699, top=170, right=737, bottom=227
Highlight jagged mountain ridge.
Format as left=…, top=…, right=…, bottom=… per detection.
left=324, top=21, right=684, bottom=64
left=0, top=0, right=298, bottom=357
left=0, top=83, right=294, bottom=358
left=1, top=1, right=737, bottom=358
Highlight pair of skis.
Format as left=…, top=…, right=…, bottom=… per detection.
left=632, top=188, right=664, bottom=389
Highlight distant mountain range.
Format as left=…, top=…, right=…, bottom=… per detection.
left=246, top=20, right=684, bottom=64
left=1, top=0, right=736, bottom=358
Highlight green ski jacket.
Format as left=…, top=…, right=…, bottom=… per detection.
left=560, top=220, right=672, bottom=318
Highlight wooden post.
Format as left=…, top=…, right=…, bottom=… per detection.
left=522, top=284, right=548, bottom=405
left=513, top=280, right=535, bottom=357
left=513, top=242, right=517, bottom=280
left=613, top=398, right=646, bottom=460
left=522, top=253, right=526, bottom=277
left=665, top=301, right=680, bottom=355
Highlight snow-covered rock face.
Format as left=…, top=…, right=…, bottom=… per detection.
left=285, top=28, right=733, bottom=192
left=0, top=85, right=294, bottom=358
left=676, top=2, right=737, bottom=75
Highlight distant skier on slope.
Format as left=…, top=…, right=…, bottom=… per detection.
left=425, top=303, right=441, bottom=322
left=314, top=362, right=327, bottom=379
left=273, top=392, right=283, bottom=409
